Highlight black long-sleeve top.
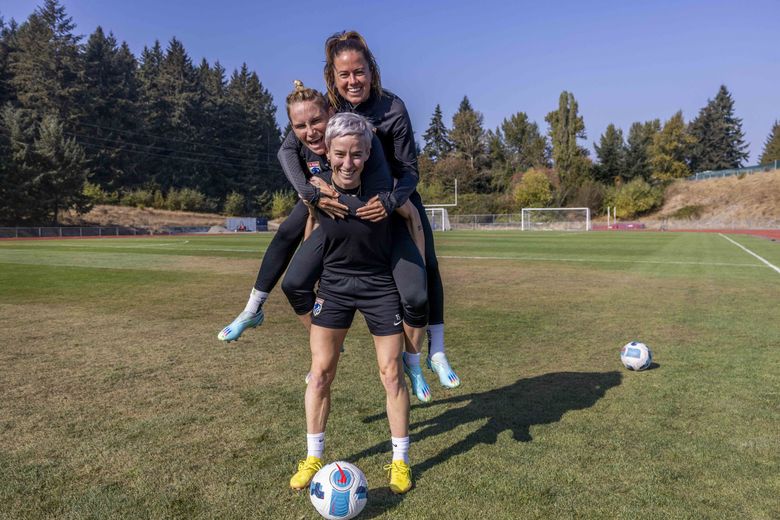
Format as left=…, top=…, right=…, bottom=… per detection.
left=277, top=89, right=418, bottom=214
left=340, top=89, right=419, bottom=213
left=278, top=131, right=392, bottom=206
left=314, top=160, right=394, bottom=277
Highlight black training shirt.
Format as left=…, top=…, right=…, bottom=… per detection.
left=314, top=165, right=394, bottom=277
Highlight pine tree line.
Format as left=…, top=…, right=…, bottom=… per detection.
left=420, top=87, right=776, bottom=216
left=0, top=1, right=284, bottom=225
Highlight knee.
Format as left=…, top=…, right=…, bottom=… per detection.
left=276, top=219, right=302, bottom=244
left=402, top=285, right=427, bottom=313
left=378, top=361, right=404, bottom=395
left=281, top=275, right=298, bottom=298
left=308, top=369, right=334, bottom=393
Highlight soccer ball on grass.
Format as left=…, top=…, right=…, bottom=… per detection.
left=309, top=461, right=367, bottom=519
left=620, top=341, right=653, bottom=371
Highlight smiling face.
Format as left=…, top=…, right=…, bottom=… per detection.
left=326, top=134, right=368, bottom=190
left=288, top=100, right=330, bottom=156
left=333, top=49, right=372, bottom=105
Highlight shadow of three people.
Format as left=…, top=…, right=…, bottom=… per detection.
left=353, top=370, right=622, bottom=515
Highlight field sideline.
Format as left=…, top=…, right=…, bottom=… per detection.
left=1, top=231, right=778, bottom=519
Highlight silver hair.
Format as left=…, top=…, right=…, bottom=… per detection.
left=324, top=112, right=373, bottom=151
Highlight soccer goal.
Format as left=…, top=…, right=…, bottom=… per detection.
left=521, top=207, right=591, bottom=231
left=425, top=207, right=451, bottom=231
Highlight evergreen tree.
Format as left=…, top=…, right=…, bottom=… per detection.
left=195, top=59, right=237, bottom=200
left=545, top=91, right=589, bottom=194
left=32, top=113, right=91, bottom=223
left=9, top=0, right=82, bottom=123
left=77, top=27, right=140, bottom=189
left=137, top=38, right=200, bottom=191
left=593, top=124, right=625, bottom=184
left=483, top=127, right=515, bottom=193
left=485, top=127, right=507, bottom=167
left=758, top=121, right=780, bottom=165
left=649, top=111, right=694, bottom=182
left=688, top=85, right=748, bottom=171
left=501, top=112, right=549, bottom=172
left=225, top=64, right=284, bottom=203
left=0, top=16, right=19, bottom=106
left=0, top=106, right=89, bottom=224
left=624, top=119, right=660, bottom=182
left=450, top=95, right=485, bottom=169
left=422, top=104, right=452, bottom=161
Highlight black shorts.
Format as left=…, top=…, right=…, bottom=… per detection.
left=311, top=272, right=403, bottom=336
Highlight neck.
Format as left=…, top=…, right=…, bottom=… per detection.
left=332, top=177, right=361, bottom=194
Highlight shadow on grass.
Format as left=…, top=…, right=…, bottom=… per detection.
left=353, top=371, right=622, bottom=515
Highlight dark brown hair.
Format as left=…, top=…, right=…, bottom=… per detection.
left=323, top=31, right=382, bottom=108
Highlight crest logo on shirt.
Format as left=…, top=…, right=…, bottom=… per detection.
left=313, top=297, right=324, bottom=317
left=307, top=161, right=322, bottom=175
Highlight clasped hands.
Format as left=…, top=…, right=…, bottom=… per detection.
left=308, top=177, right=388, bottom=222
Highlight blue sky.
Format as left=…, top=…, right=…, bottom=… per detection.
left=3, top=0, right=778, bottom=163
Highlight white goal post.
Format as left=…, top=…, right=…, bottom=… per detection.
left=521, top=207, right=591, bottom=231
left=425, top=207, right=451, bottom=231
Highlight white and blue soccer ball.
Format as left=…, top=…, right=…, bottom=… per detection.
left=309, top=461, right=368, bottom=520
left=620, top=341, right=653, bottom=371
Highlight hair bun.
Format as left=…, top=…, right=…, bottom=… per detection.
left=293, top=79, right=304, bottom=90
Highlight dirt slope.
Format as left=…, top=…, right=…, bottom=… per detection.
left=59, top=205, right=226, bottom=229
left=649, top=169, right=780, bottom=227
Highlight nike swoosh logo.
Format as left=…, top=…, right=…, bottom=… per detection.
left=394, top=319, right=403, bottom=326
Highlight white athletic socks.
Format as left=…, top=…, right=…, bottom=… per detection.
left=307, top=432, right=325, bottom=459
left=403, top=352, right=421, bottom=367
left=391, top=436, right=410, bottom=464
left=244, top=288, right=268, bottom=314
left=427, top=324, right=445, bottom=357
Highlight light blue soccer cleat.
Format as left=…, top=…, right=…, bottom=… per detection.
left=217, top=309, right=264, bottom=342
left=403, top=353, right=432, bottom=403
left=427, top=352, right=461, bottom=388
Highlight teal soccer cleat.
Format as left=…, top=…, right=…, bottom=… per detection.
left=217, top=310, right=264, bottom=342
left=403, top=353, right=432, bottom=403
left=427, top=352, right=461, bottom=388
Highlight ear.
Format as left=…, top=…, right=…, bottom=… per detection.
left=328, top=106, right=336, bottom=117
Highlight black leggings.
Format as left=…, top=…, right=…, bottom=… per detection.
left=253, top=201, right=309, bottom=293
left=408, top=191, right=445, bottom=325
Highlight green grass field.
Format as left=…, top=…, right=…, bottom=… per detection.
left=1, top=231, right=778, bottom=519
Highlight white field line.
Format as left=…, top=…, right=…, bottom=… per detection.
left=718, top=233, right=780, bottom=275
left=439, top=255, right=762, bottom=268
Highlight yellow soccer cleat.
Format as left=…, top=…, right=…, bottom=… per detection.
left=290, top=455, right=323, bottom=490
left=384, top=460, right=413, bottom=494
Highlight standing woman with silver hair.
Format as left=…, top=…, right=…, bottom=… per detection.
left=289, top=112, right=413, bottom=495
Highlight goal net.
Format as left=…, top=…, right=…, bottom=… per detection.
left=521, top=207, right=591, bottom=231
left=425, top=207, right=451, bottom=231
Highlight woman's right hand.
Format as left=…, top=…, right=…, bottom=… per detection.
left=310, top=177, right=348, bottom=219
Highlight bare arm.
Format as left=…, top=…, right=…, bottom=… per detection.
left=302, top=201, right=320, bottom=241
left=395, top=200, right=425, bottom=264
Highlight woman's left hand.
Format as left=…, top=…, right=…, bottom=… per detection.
left=356, top=196, right=388, bottom=222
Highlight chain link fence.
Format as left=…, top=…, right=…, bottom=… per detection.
left=0, top=226, right=212, bottom=238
